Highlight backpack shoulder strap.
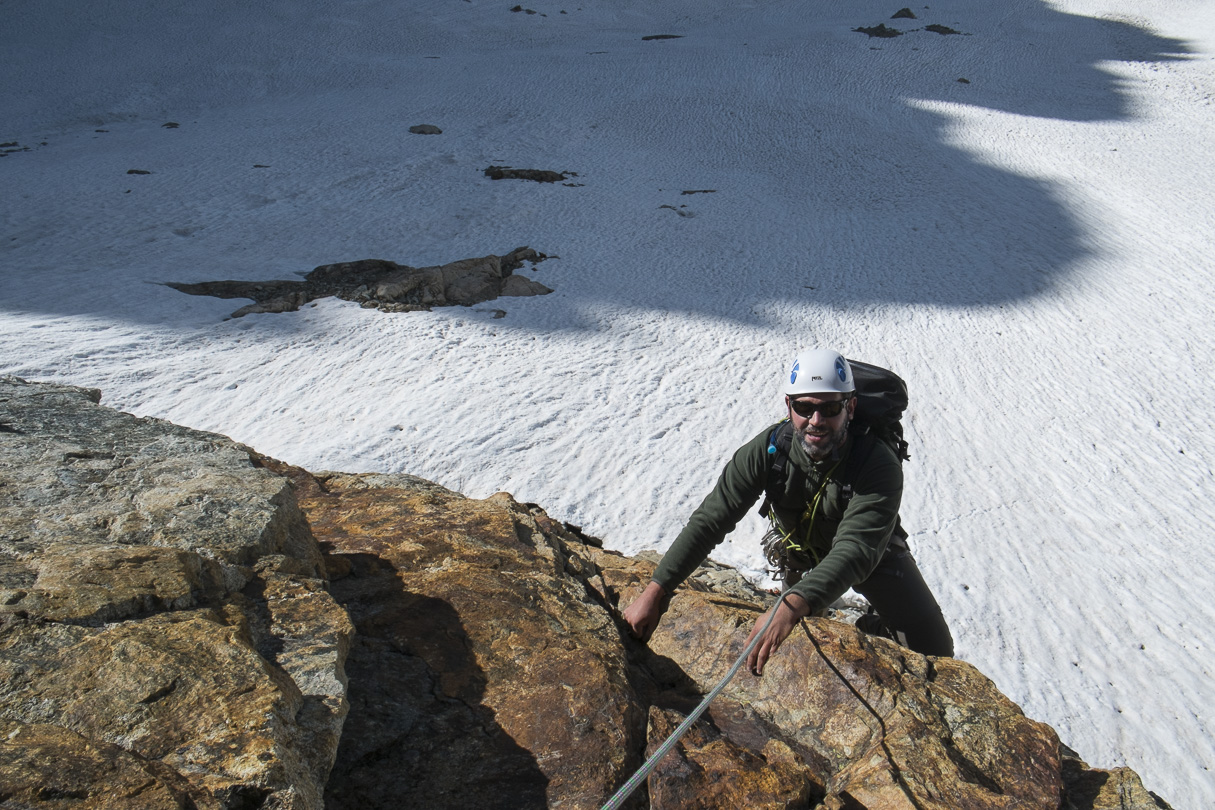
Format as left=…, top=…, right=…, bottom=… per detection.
left=758, top=420, right=793, bottom=518
left=838, top=428, right=880, bottom=503
left=839, top=429, right=909, bottom=545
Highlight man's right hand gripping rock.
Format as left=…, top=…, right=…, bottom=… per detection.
left=622, top=581, right=668, bottom=641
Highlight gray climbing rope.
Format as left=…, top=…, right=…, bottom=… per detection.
left=600, top=588, right=795, bottom=810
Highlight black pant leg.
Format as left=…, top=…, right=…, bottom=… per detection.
left=853, top=547, right=954, bottom=657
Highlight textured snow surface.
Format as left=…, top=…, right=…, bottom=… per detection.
left=3, top=0, right=1213, bottom=805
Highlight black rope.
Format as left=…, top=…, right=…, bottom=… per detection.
left=801, top=623, right=927, bottom=810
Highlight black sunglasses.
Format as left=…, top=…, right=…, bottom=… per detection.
left=788, top=397, right=850, bottom=419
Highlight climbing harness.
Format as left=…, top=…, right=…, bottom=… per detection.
left=763, top=461, right=838, bottom=573
left=599, top=588, right=798, bottom=810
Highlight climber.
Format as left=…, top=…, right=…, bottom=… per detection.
left=622, top=349, right=953, bottom=675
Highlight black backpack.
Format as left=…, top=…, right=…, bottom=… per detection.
left=847, top=359, right=910, bottom=462
left=759, top=359, right=910, bottom=518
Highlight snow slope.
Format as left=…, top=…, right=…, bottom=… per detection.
left=3, top=0, right=1213, bottom=804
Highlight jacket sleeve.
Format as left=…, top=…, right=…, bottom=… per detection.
left=650, top=426, right=773, bottom=592
left=789, top=439, right=903, bottom=611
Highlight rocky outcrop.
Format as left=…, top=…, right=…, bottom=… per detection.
left=1058, top=749, right=1172, bottom=810
left=0, top=378, right=1173, bottom=809
left=0, top=378, right=350, bottom=809
left=594, top=548, right=1065, bottom=809
left=253, top=463, right=643, bottom=809
left=167, top=246, right=552, bottom=318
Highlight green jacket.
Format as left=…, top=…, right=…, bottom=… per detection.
left=651, top=422, right=904, bottom=612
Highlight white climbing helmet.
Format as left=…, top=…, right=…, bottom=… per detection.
left=783, top=349, right=855, bottom=396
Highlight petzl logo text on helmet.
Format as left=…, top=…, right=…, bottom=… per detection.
left=790, top=361, right=800, bottom=385
left=835, top=356, right=848, bottom=382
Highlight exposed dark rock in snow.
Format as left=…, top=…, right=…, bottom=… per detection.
left=854, top=24, right=902, bottom=38
left=484, top=165, right=569, bottom=183
left=167, top=247, right=552, bottom=317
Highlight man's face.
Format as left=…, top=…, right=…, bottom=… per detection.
left=786, top=392, right=855, bottom=461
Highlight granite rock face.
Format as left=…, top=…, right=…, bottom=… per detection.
left=583, top=548, right=1173, bottom=810
left=0, top=378, right=1173, bottom=809
left=253, top=460, right=644, bottom=810
left=0, top=377, right=350, bottom=809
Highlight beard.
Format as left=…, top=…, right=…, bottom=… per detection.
left=796, top=419, right=850, bottom=461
